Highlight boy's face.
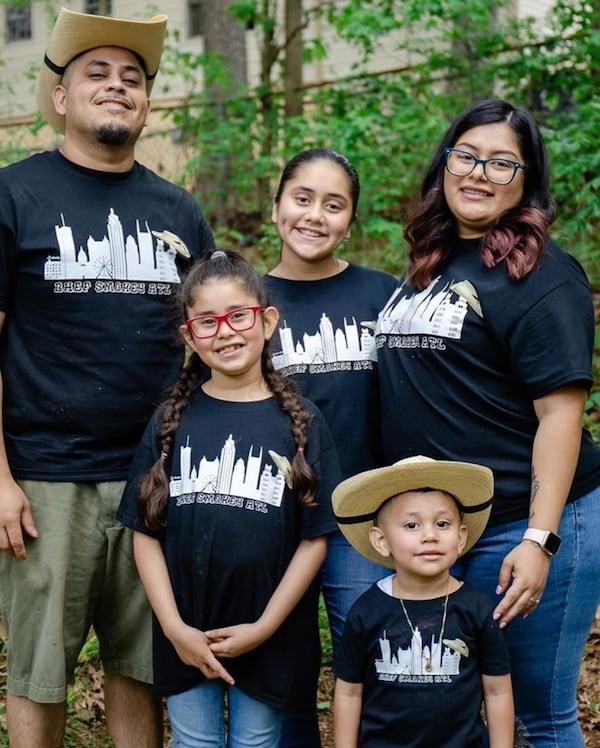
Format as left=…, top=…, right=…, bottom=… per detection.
left=369, top=490, right=467, bottom=583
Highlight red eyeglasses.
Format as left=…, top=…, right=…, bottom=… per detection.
left=185, top=306, right=266, bottom=339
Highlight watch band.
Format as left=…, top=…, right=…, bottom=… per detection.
left=522, top=528, right=561, bottom=556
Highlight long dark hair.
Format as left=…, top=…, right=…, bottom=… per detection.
left=139, top=250, right=317, bottom=529
left=274, top=148, right=360, bottom=223
left=405, top=99, right=556, bottom=289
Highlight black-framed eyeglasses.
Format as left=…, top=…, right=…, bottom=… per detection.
left=186, top=306, right=266, bottom=339
left=443, top=148, right=527, bottom=185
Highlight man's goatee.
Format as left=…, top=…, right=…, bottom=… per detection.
left=97, top=124, right=130, bottom=146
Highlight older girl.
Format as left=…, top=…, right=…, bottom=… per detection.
left=265, top=149, right=396, bottom=747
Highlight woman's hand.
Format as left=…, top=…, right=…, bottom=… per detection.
left=206, top=622, right=267, bottom=658
left=492, top=541, right=550, bottom=627
left=170, top=622, right=235, bottom=684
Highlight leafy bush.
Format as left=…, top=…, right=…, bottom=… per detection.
left=163, top=0, right=599, bottom=285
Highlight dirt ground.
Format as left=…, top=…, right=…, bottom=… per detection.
left=1, top=610, right=598, bottom=746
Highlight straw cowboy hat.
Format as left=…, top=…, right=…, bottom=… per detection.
left=35, top=7, right=168, bottom=132
left=332, top=455, right=494, bottom=568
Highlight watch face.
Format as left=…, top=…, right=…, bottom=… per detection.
left=545, top=532, right=561, bottom=555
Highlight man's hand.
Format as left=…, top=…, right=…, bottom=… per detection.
left=0, top=479, right=38, bottom=559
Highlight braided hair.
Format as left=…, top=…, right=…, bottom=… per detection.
left=139, top=249, right=317, bottom=530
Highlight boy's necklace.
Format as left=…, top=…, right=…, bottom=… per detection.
left=397, top=579, right=450, bottom=673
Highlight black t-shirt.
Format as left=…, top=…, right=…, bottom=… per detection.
left=0, top=150, right=214, bottom=481
left=335, top=578, right=510, bottom=748
left=265, top=264, right=397, bottom=479
left=376, top=240, right=600, bottom=525
left=118, top=391, right=340, bottom=707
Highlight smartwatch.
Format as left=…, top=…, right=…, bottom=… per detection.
left=522, top=528, right=561, bottom=556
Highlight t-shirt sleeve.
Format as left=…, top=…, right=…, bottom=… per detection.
left=502, top=259, right=594, bottom=399
left=477, top=611, right=511, bottom=676
left=334, top=600, right=369, bottom=682
left=193, top=201, right=215, bottom=258
left=510, top=284, right=594, bottom=397
left=169, top=187, right=215, bottom=261
left=117, top=411, right=163, bottom=536
left=0, top=185, right=17, bottom=312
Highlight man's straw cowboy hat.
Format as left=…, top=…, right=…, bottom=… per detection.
left=35, top=7, right=167, bottom=132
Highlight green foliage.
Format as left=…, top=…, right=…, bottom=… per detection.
left=0, top=627, right=113, bottom=748
left=0, top=4, right=598, bottom=739
left=162, top=0, right=599, bottom=288
left=319, top=594, right=333, bottom=666
left=497, top=0, right=600, bottom=279
left=584, top=389, right=600, bottom=443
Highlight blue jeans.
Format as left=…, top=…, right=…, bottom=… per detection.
left=453, top=486, right=600, bottom=748
left=167, top=681, right=283, bottom=748
left=279, top=531, right=388, bottom=748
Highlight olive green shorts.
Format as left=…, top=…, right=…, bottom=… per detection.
left=0, top=480, right=153, bottom=703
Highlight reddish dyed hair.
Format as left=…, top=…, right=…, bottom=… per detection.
left=405, top=99, right=556, bottom=289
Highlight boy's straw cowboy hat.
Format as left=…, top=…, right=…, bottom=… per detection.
left=332, top=455, right=494, bottom=568
left=35, top=7, right=167, bottom=132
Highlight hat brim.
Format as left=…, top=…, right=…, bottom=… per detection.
left=332, top=457, right=494, bottom=569
left=35, top=8, right=167, bottom=132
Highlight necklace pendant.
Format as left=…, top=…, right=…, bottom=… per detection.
left=424, top=659, right=432, bottom=673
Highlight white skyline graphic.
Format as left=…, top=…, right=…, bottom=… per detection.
left=375, top=628, right=462, bottom=678
left=272, top=312, right=377, bottom=369
left=169, top=435, right=286, bottom=507
left=377, top=277, right=469, bottom=339
left=44, top=210, right=180, bottom=283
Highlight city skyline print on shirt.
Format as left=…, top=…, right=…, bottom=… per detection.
left=44, top=209, right=184, bottom=296
left=169, top=434, right=286, bottom=511
left=375, top=627, right=466, bottom=684
left=272, top=311, right=378, bottom=376
left=377, top=277, right=473, bottom=339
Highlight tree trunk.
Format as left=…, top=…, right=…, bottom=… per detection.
left=285, top=0, right=303, bottom=118
left=203, top=1, right=248, bottom=227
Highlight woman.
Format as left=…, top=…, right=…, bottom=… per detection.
left=375, top=99, right=600, bottom=747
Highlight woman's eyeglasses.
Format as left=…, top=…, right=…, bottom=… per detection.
left=444, top=147, right=527, bottom=185
left=186, top=306, right=266, bottom=339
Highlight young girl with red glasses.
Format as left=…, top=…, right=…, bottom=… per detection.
left=118, top=249, right=339, bottom=747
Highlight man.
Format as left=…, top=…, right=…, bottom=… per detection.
left=0, top=9, right=214, bottom=747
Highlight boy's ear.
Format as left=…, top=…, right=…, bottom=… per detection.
left=262, top=305, right=280, bottom=341
left=458, top=524, right=468, bottom=555
left=369, top=525, right=392, bottom=560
